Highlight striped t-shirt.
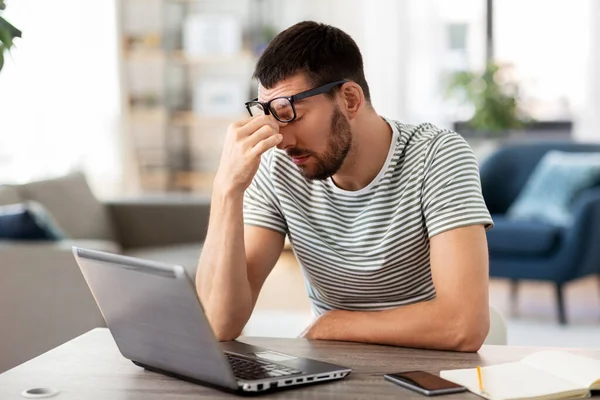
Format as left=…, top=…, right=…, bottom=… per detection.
left=243, top=118, right=493, bottom=315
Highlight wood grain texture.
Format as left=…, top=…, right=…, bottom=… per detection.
left=1, top=328, right=599, bottom=400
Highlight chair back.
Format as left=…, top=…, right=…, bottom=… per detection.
left=484, top=306, right=507, bottom=345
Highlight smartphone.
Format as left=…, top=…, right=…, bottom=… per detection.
left=384, top=370, right=467, bottom=396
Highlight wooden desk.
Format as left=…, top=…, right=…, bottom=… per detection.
left=1, top=328, right=599, bottom=399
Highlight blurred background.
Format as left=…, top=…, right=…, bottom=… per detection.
left=1, top=0, right=599, bottom=369
left=2, top=0, right=597, bottom=195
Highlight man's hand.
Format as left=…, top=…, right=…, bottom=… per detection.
left=214, top=115, right=282, bottom=195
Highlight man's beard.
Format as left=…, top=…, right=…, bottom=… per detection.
left=287, top=106, right=352, bottom=180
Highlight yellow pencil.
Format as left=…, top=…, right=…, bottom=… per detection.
left=477, top=366, right=489, bottom=397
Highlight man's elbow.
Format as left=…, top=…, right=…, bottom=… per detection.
left=204, top=308, right=243, bottom=342
left=214, top=330, right=241, bottom=342
left=211, top=323, right=242, bottom=342
left=450, top=313, right=490, bottom=352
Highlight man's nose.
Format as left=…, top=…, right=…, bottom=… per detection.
left=276, top=122, right=297, bottom=150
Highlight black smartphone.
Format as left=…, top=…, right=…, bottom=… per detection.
left=384, top=370, right=467, bottom=396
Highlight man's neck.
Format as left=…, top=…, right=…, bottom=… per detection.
left=331, top=111, right=393, bottom=191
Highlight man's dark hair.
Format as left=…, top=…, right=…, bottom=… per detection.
left=253, top=21, right=371, bottom=103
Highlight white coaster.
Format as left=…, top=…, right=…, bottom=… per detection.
left=20, top=388, right=59, bottom=398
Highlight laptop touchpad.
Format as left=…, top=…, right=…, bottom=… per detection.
left=253, top=351, right=298, bottom=362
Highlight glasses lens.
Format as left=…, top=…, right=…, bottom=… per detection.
left=270, top=98, right=294, bottom=122
left=248, top=103, right=265, bottom=117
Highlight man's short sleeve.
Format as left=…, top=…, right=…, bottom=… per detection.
left=243, top=152, right=288, bottom=235
left=421, top=131, right=494, bottom=238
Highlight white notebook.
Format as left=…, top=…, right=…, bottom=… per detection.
left=440, top=351, right=600, bottom=400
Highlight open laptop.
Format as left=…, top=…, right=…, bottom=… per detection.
left=72, top=247, right=351, bottom=395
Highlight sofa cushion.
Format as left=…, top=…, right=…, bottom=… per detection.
left=487, top=215, right=562, bottom=256
left=507, top=151, right=600, bottom=226
left=0, top=202, right=66, bottom=240
left=15, top=172, right=116, bottom=241
left=0, top=186, right=20, bottom=206
left=123, top=243, right=202, bottom=280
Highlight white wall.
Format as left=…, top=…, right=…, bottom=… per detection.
left=574, top=0, right=600, bottom=142
left=361, top=0, right=409, bottom=121
left=267, top=0, right=363, bottom=41
left=0, top=0, right=121, bottom=196
left=495, top=0, right=591, bottom=123
left=400, top=0, right=447, bottom=126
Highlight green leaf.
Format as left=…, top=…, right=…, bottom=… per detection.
left=0, top=16, right=21, bottom=39
left=0, top=28, right=12, bottom=49
left=0, top=1, right=5, bottom=11
left=0, top=46, right=4, bottom=72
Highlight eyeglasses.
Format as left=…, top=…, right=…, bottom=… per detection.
left=245, top=79, right=348, bottom=123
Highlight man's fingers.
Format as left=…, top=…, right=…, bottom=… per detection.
left=231, top=116, right=254, bottom=128
left=245, top=124, right=279, bottom=148
left=250, top=134, right=283, bottom=157
left=238, top=115, right=279, bottom=137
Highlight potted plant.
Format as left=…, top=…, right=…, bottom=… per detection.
left=446, top=62, right=531, bottom=137
left=0, top=0, right=21, bottom=71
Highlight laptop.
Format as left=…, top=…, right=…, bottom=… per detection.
left=72, top=247, right=352, bottom=395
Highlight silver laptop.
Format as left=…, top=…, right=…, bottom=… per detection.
left=72, top=247, right=351, bottom=395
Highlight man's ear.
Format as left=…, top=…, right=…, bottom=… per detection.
left=340, top=82, right=364, bottom=120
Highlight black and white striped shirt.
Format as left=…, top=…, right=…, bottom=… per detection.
left=244, top=119, right=493, bottom=315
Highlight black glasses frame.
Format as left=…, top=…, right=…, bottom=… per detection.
left=245, top=79, right=348, bottom=123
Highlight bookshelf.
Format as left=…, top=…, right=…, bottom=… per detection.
left=118, top=0, right=268, bottom=193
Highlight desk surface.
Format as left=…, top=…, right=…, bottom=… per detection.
left=1, top=328, right=599, bottom=399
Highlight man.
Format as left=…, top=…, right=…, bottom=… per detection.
left=197, top=21, right=494, bottom=352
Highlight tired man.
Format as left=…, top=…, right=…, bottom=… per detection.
left=197, top=21, right=493, bottom=352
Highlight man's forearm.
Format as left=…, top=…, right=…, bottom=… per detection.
left=196, top=189, right=253, bottom=340
left=305, top=299, right=489, bottom=352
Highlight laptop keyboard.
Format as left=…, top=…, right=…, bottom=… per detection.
left=225, top=353, right=302, bottom=381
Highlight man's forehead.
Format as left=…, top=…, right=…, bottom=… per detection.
left=258, top=76, right=311, bottom=101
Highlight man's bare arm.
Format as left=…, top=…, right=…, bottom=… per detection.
left=300, top=224, right=490, bottom=352
left=196, top=116, right=285, bottom=341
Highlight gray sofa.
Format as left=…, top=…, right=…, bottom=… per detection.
left=0, top=172, right=210, bottom=373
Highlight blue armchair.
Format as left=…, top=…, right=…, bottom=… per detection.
left=480, top=142, right=600, bottom=324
